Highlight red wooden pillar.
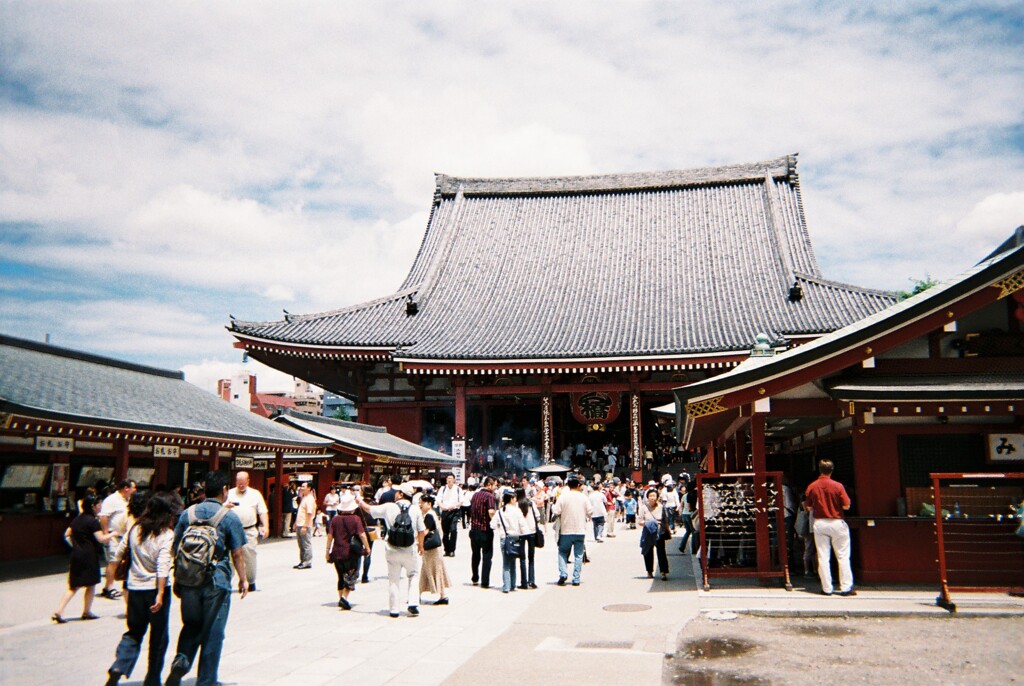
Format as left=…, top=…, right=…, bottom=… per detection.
left=114, top=438, right=129, bottom=483
left=210, top=447, right=220, bottom=472
left=751, top=413, right=771, bottom=574
left=481, top=403, right=490, bottom=450
left=454, top=378, right=467, bottom=438
left=706, top=441, right=716, bottom=473
left=272, top=449, right=284, bottom=537
left=154, top=455, right=168, bottom=487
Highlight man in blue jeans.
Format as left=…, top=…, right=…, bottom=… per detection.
left=551, top=476, right=592, bottom=586
left=166, top=471, right=248, bottom=686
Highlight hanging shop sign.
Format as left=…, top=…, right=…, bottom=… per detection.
left=252, top=459, right=269, bottom=470
left=987, top=433, right=1024, bottom=462
left=451, top=439, right=466, bottom=463
left=234, top=457, right=255, bottom=469
left=35, top=436, right=74, bottom=452
left=570, top=390, right=621, bottom=427
left=153, top=445, right=181, bottom=458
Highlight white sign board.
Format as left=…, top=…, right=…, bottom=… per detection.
left=234, top=457, right=254, bottom=469
left=988, top=433, right=1024, bottom=462
left=35, top=436, right=74, bottom=452
left=153, top=445, right=180, bottom=458
left=252, top=460, right=269, bottom=471
left=452, top=466, right=465, bottom=485
left=451, top=439, right=466, bottom=462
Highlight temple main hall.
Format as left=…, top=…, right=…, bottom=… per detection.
left=228, top=154, right=896, bottom=478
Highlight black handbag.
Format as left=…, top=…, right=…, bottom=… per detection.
left=499, top=511, right=523, bottom=558
left=532, top=507, right=545, bottom=549
left=424, top=514, right=442, bottom=550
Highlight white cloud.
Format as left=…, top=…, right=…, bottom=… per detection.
left=181, top=358, right=305, bottom=396
left=1, top=1, right=1023, bottom=370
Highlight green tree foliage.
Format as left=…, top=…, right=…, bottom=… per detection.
left=896, top=275, right=939, bottom=301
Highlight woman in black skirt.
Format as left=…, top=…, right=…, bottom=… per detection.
left=53, top=494, right=114, bottom=623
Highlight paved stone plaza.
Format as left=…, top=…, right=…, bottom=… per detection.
left=2, top=524, right=1022, bottom=686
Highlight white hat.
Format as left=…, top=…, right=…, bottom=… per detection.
left=397, top=483, right=415, bottom=497
left=337, top=493, right=357, bottom=511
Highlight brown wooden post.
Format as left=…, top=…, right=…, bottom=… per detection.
left=154, top=455, right=168, bottom=487
left=454, top=378, right=467, bottom=438
left=114, top=438, right=129, bottom=483
left=210, top=446, right=220, bottom=472
left=706, top=441, right=716, bottom=473
left=273, top=449, right=284, bottom=537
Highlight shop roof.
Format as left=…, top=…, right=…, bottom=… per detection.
left=824, top=373, right=1024, bottom=401
left=0, top=334, right=332, bottom=450
left=674, top=227, right=1024, bottom=410
left=230, top=154, right=895, bottom=364
left=274, top=410, right=462, bottom=466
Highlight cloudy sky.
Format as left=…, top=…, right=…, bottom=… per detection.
left=2, top=2, right=1022, bottom=393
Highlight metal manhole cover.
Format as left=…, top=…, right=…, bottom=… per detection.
left=603, top=603, right=652, bottom=612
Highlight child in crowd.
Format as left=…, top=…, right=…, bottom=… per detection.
left=624, top=492, right=637, bottom=528
left=313, top=509, right=327, bottom=536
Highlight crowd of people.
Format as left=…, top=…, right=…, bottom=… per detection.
left=54, top=456, right=859, bottom=686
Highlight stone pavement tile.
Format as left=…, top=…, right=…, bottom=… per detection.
left=333, top=663, right=403, bottom=686
left=302, top=654, right=368, bottom=674
left=391, top=658, right=457, bottom=686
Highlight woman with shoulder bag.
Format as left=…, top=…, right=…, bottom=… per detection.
left=104, top=492, right=177, bottom=686
left=54, top=494, right=114, bottom=624
left=638, top=489, right=670, bottom=580
left=417, top=494, right=451, bottom=605
left=326, top=492, right=369, bottom=610
left=491, top=490, right=527, bottom=593
left=517, top=488, right=539, bottom=590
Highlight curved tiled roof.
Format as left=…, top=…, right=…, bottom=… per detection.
left=0, top=334, right=332, bottom=448
left=230, top=155, right=896, bottom=362
left=275, top=411, right=462, bottom=466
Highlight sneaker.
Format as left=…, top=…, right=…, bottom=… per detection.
left=557, top=577, right=567, bottom=586
left=338, top=597, right=352, bottom=610
left=165, top=656, right=188, bottom=686
left=571, top=581, right=580, bottom=586
left=839, top=589, right=858, bottom=597
left=529, top=583, right=538, bottom=589
left=390, top=612, right=400, bottom=618
left=434, top=597, right=449, bottom=605
left=408, top=606, right=419, bottom=617
left=361, top=578, right=370, bottom=584
left=248, top=583, right=257, bottom=592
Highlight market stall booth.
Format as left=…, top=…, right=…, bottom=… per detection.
left=269, top=410, right=464, bottom=503
left=673, top=228, right=1024, bottom=585
left=0, top=334, right=331, bottom=561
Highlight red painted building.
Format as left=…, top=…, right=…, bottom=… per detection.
left=229, top=155, right=895, bottom=479
left=675, top=228, right=1024, bottom=584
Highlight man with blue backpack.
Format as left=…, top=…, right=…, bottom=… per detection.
left=166, top=471, right=248, bottom=686
left=355, top=482, right=425, bottom=618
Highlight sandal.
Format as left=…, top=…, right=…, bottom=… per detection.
left=101, top=588, right=122, bottom=600
left=81, top=612, right=100, bottom=620
left=51, top=613, right=67, bottom=624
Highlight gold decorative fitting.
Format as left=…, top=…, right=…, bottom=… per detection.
left=946, top=311, right=955, bottom=318
left=757, top=387, right=766, bottom=395
left=687, top=396, right=727, bottom=419
left=995, top=269, right=1024, bottom=299
left=864, top=347, right=873, bottom=355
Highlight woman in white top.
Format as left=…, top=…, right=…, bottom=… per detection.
left=105, top=492, right=177, bottom=686
left=638, top=489, right=670, bottom=581
left=517, top=488, right=541, bottom=590
left=491, top=491, right=528, bottom=593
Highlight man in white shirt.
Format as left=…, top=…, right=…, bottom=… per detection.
left=588, top=485, right=608, bottom=542
left=99, top=479, right=137, bottom=599
left=226, top=471, right=269, bottom=592
left=356, top=483, right=426, bottom=618
left=551, top=476, right=592, bottom=586
left=436, top=474, right=463, bottom=557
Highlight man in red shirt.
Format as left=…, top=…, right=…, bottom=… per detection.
left=804, top=460, right=855, bottom=596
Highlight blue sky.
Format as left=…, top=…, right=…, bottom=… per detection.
left=1, top=1, right=1022, bottom=392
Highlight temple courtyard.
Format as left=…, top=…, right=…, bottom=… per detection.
left=1, top=525, right=1021, bottom=686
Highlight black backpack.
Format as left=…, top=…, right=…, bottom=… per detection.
left=174, top=505, right=228, bottom=590
left=386, top=503, right=415, bottom=547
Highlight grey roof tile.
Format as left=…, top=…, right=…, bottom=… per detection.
left=275, top=411, right=462, bottom=465
left=0, top=335, right=331, bottom=448
left=231, top=155, right=897, bottom=361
